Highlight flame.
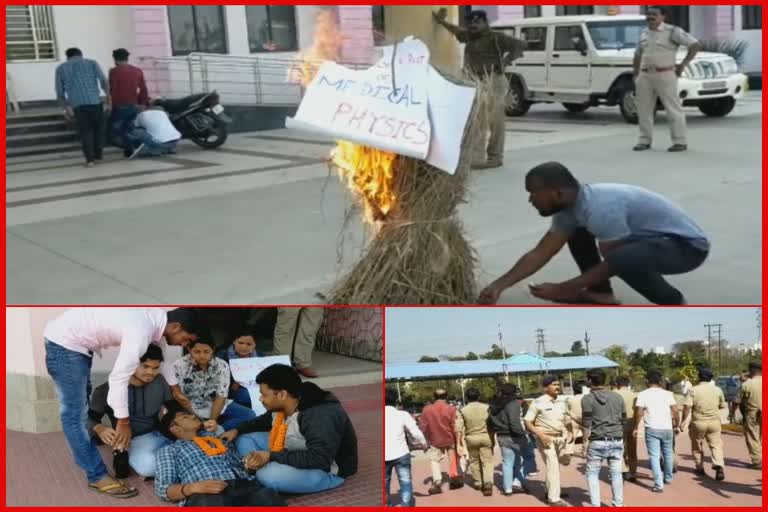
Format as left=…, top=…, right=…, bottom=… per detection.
left=331, top=141, right=398, bottom=225
left=294, top=8, right=399, bottom=226
left=290, top=9, right=343, bottom=88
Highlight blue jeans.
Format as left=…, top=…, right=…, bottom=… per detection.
left=44, top=339, right=109, bottom=483
left=500, top=444, right=526, bottom=493
left=385, top=454, right=413, bottom=506
left=645, top=428, right=674, bottom=489
left=129, top=431, right=172, bottom=477
left=586, top=439, right=624, bottom=507
left=524, top=433, right=538, bottom=474
left=230, top=385, right=252, bottom=408
left=110, top=105, right=139, bottom=146
left=235, top=432, right=344, bottom=494
left=218, top=401, right=257, bottom=431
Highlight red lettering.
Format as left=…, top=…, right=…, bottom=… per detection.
left=331, top=103, right=353, bottom=123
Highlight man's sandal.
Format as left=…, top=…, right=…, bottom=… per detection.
left=88, top=480, right=138, bottom=498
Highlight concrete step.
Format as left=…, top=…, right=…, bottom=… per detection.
left=6, top=120, right=72, bottom=137
left=6, top=141, right=87, bottom=159
left=7, top=109, right=66, bottom=125
left=7, top=131, right=80, bottom=149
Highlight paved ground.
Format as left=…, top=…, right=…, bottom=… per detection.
left=7, top=93, right=762, bottom=304
left=6, top=382, right=381, bottom=507
left=389, top=429, right=761, bottom=507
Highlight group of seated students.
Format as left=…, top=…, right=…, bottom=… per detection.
left=88, top=337, right=358, bottom=506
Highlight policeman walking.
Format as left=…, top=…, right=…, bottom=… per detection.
left=433, top=8, right=525, bottom=169
left=456, top=388, right=495, bottom=496
left=736, top=362, right=762, bottom=469
left=681, top=368, right=727, bottom=481
left=633, top=6, right=702, bottom=152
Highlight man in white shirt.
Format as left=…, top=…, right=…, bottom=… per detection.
left=44, top=308, right=202, bottom=498
left=385, top=389, right=426, bottom=507
left=127, top=105, right=182, bottom=159
left=632, top=370, right=679, bottom=493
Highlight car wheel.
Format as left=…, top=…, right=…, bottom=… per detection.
left=698, top=97, right=736, bottom=117
left=505, top=78, right=531, bottom=117
left=618, top=86, right=639, bottom=124
left=563, top=103, right=590, bottom=113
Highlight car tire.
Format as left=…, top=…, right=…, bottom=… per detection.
left=618, top=86, right=639, bottom=124
left=505, top=78, right=531, bottom=117
left=698, top=97, right=736, bottom=117
left=563, top=103, right=590, bottom=113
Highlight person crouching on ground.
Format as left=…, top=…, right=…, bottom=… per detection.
left=220, top=364, right=358, bottom=495
left=125, top=105, right=181, bottom=159
left=155, top=404, right=285, bottom=506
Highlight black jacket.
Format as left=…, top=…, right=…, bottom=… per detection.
left=236, top=382, right=358, bottom=477
left=488, top=397, right=526, bottom=438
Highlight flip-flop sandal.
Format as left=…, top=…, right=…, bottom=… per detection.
left=88, top=481, right=138, bottom=498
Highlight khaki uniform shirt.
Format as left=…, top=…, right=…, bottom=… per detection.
left=637, top=22, right=698, bottom=69
left=683, top=382, right=726, bottom=421
left=738, top=376, right=762, bottom=415
left=456, top=29, right=526, bottom=75
left=525, top=394, right=568, bottom=436
left=456, top=401, right=490, bottom=437
left=615, top=388, right=637, bottom=420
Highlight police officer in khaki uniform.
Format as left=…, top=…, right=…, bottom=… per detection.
left=633, top=6, right=702, bottom=152
left=614, top=376, right=638, bottom=481
left=433, top=8, right=525, bottom=169
left=681, top=368, right=727, bottom=480
left=737, top=362, right=762, bottom=468
left=455, top=388, right=495, bottom=496
left=271, top=307, right=325, bottom=378
left=565, top=383, right=587, bottom=457
left=524, top=376, right=570, bottom=506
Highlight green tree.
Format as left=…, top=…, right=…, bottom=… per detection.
left=466, top=351, right=479, bottom=360
left=602, top=344, right=631, bottom=376
left=544, top=351, right=562, bottom=357
left=482, top=344, right=506, bottom=360
left=418, top=355, right=439, bottom=363
left=570, top=341, right=586, bottom=356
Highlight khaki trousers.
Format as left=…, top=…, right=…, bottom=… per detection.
left=427, top=446, right=458, bottom=484
left=689, top=419, right=725, bottom=469
left=271, top=307, right=324, bottom=368
left=622, top=420, right=638, bottom=475
left=538, top=436, right=570, bottom=503
left=636, top=71, right=687, bottom=146
left=465, top=434, right=494, bottom=487
left=744, top=413, right=762, bottom=464
left=472, top=73, right=509, bottom=164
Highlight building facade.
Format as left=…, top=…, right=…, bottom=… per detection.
left=6, top=5, right=762, bottom=105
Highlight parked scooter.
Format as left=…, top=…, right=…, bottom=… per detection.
left=153, top=90, right=231, bottom=149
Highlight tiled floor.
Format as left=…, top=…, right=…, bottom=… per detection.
left=6, top=383, right=382, bottom=507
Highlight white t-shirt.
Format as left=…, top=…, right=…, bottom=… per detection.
left=635, top=387, right=677, bottom=430
left=385, top=405, right=426, bottom=462
left=136, top=110, right=181, bottom=143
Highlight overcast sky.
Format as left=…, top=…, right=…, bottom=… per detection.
left=386, top=307, right=761, bottom=363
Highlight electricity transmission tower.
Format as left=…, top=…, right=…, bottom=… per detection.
left=535, top=328, right=546, bottom=356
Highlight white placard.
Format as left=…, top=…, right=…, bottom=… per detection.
left=229, top=355, right=291, bottom=416
left=286, top=37, right=476, bottom=174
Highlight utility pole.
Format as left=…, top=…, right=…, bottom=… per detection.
left=498, top=323, right=507, bottom=360
left=705, top=323, right=723, bottom=372
left=757, top=308, right=762, bottom=345
left=584, top=330, right=591, bottom=356
left=536, top=328, right=546, bottom=356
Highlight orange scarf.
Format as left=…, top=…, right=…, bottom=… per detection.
left=268, top=413, right=288, bottom=452
left=192, top=436, right=228, bottom=456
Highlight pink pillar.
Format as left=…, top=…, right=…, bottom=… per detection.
left=497, top=6, right=525, bottom=22
left=132, top=5, right=172, bottom=97
left=713, top=5, right=734, bottom=39
left=337, top=5, right=375, bottom=65
left=620, top=6, right=642, bottom=14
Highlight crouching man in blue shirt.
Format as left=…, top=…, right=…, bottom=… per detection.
left=480, top=161, right=709, bottom=305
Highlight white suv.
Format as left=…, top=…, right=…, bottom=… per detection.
left=492, top=15, right=748, bottom=123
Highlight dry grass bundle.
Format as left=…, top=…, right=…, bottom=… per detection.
left=327, top=72, right=497, bottom=304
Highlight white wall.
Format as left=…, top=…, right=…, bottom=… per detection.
left=6, top=309, right=36, bottom=376
left=6, top=5, right=134, bottom=102
left=733, top=8, right=762, bottom=73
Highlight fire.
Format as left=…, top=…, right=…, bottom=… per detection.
left=331, top=141, right=398, bottom=225
left=293, top=8, right=400, bottom=226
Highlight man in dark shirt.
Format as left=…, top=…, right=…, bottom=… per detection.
left=55, top=47, right=109, bottom=166
left=108, top=48, right=149, bottom=154
left=433, top=9, right=526, bottom=169
left=88, top=344, right=172, bottom=477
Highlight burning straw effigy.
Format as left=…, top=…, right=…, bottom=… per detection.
left=288, top=28, right=496, bottom=304
left=326, top=73, right=495, bottom=305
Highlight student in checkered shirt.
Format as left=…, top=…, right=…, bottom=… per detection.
left=154, top=404, right=285, bottom=507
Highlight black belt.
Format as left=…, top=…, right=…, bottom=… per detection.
left=591, top=436, right=623, bottom=442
